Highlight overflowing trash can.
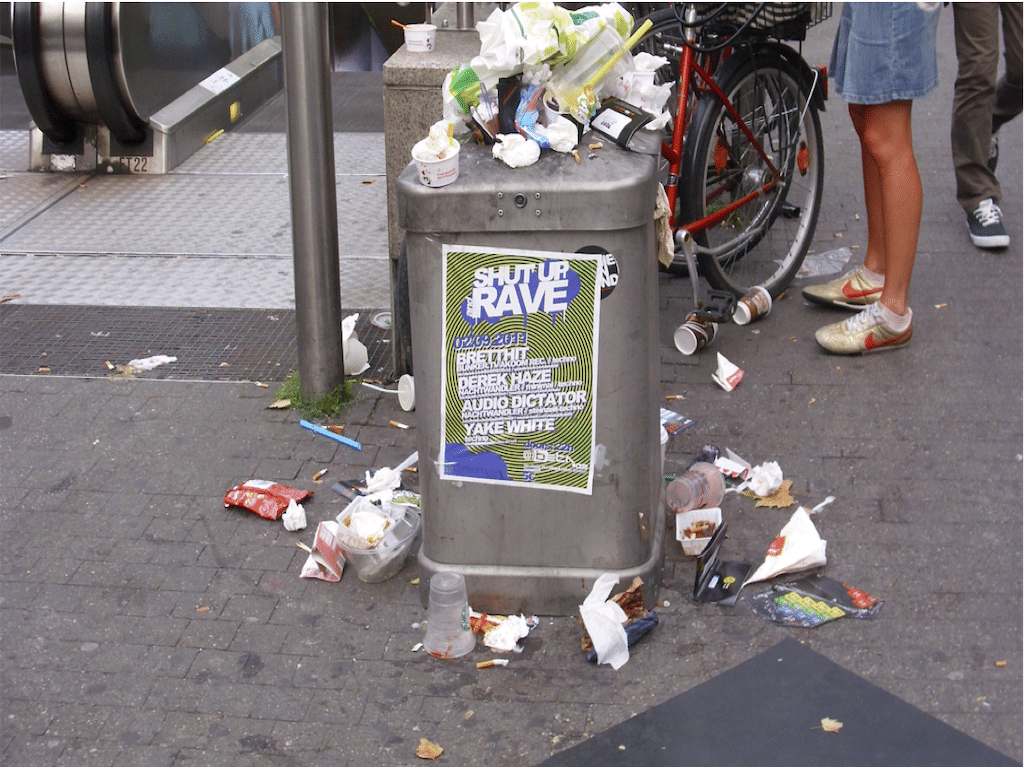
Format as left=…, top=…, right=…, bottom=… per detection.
left=396, top=139, right=663, bottom=615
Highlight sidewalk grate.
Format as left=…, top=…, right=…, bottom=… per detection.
left=0, top=304, right=394, bottom=383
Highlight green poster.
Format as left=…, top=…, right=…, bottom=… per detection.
left=440, top=245, right=601, bottom=494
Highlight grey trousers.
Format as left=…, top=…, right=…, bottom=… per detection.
left=951, top=2, right=1023, bottom=212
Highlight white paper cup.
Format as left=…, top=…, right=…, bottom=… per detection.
left=673, top=312, right=718, bottom=355
left=412, top=139, right=459, bottom=188
left=404, top=23, right=436, bottom=52
left=398, top=374, right=415, bottom=411
left=733, top=286, right=772, bottom=325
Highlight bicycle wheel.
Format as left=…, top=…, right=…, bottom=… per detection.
left=683, top=46, right=824, bottom=297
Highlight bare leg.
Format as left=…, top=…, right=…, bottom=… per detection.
left=847, top=100, right=921, bottom=315
left=849, top=104, right=888, bottom=278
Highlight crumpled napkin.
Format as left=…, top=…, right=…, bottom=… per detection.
left=746, top=461, right=783, bottom=497
left=579, top=573, right=629, bottom=670
left=282, top=498, right=307, bottom=532
left=493, top=134, right=541, bottom=168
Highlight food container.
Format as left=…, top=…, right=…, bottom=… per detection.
left=412, top=139, right=460, bottom=188
left=675, top=507, right=723, bottom=556
left=404, top=23, right=437, bottom=52
left=341, top=508, right=421, bottom=582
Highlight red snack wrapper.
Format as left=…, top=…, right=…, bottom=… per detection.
left=223, top=480, right=313, bottom=521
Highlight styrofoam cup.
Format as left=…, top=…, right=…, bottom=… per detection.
left=404, top=23, right=436, bottom=52
left=412, top=139, right=459, bottom=187
left=398, top=374, right=415, bottom=411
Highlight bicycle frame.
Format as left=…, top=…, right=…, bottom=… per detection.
left=660, top=6, right=783, bottom=238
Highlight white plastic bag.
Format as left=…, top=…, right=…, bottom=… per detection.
left=745, top=508, right=827, bottom=584
left=579, top=573, right=630, bottom=669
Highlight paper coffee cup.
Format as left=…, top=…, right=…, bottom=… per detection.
left=673, top=313, right=718, bottom=355
left=733, top=286, right=772, bottom=325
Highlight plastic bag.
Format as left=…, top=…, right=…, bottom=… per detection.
left=745, top=507, right=827, bottom=584
left=445, top=2, right=634, bottom=119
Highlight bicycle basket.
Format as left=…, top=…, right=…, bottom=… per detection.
left=712, top=2, right=833, bottom=41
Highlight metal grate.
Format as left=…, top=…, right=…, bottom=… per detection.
left=0, top=304, right=394, bottom=383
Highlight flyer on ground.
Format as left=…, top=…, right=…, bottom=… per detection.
left=440, top=245, right=601, bottom=494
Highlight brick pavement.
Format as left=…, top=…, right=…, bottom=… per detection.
left=2, top=7, right=1022, bottom=767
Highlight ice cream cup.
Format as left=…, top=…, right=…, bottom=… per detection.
left=412, top=139, right=459, bottom=187
left=404, top=23, right=437, bottom=52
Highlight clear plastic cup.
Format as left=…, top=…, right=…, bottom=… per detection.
left=423, top=572, right=476, bottom=659
left=666, top=462, right=725, bottom=513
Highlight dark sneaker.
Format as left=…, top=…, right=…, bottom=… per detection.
left=968, top=198, right=1010, bottom=248
left=988, top=134, right=999, bottom=173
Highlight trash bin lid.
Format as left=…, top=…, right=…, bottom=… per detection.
left=397, top=139, right=657, bottom=234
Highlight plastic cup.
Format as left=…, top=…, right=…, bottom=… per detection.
left=666, top=462, right=725, bottom=513
left=733, top=286, right=772, bottom=324
left=423, top=572, right=476, bottom=659
left=398, top=374, right=415, bottom=411
left=412, top=139, right=459, bottom=188
left=404, top=23, right=436, bottom=52
left=673, top=312, right=718, bottom=355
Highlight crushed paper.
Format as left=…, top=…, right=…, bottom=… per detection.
left=821, top=717, right=843, bottom=733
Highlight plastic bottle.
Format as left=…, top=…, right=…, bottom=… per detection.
left=666, top=462, right=725, bottom=513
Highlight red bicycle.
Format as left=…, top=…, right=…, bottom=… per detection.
left=634, top=2, right=832, bottom=299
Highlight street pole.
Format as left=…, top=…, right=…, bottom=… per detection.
left=281, top=3, right=345, bottom=401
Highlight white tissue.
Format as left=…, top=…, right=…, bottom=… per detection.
left=127, top=355, right=177, bottom=371
left=579, top=573, right=630, bottom=670
left=536, top=116, right=578, bottom=153
left=493, top=134, right=541, bottom=168
left=747, top=461, right=783, bottom=497
left=483, top=614, right=531, bottom=652
left=282, top=499, right=307, bottom=532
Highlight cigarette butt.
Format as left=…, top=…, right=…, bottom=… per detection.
left=476, top=660, right=495, bottom=669
left=572, top=150, right=581, bottom=163
left=589, top=142, right=603, bottom=150
left=665, top=394, right=686, bottom=401
left=389, top=420, right=410, bottom=429
left=104, top=360, right=114, bottom=369
left=405, top=466, right=418, bottom=473
left=312, top=469, right=328, bottom=481
left=296, top=541, right=313, bottom=553
left=996, top=660, right=1007, bottom=668
left=256, top=382, right=269, bottom=388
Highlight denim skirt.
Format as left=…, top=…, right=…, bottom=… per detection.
left=830, top=2, right=941, bottom=104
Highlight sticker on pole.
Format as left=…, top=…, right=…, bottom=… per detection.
left=440, top=245, right=601, bottom=494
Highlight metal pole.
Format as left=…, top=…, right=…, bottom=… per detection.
left=282, top=3, right=345, bottom=401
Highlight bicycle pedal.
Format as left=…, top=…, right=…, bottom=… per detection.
left=696, top=290, right=737, bottom=324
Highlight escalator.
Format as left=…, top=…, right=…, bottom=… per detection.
left=10, top=2, right=282, bottom=172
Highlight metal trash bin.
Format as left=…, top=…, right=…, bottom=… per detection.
left=396, top=140, right=664, bottom=616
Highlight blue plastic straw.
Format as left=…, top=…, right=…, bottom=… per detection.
left=300, top=419, right=362, bottom=451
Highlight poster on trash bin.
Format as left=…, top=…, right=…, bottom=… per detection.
left=440, top=245, right=601, bottom=494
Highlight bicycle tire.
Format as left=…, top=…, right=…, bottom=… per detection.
left=682, top=46, right=824, bottom=297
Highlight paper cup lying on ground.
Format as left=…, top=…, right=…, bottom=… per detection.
left=398, top=374, right=415, bottom=411
left=404, top=23, right=436, bottom=52
left=412, top=139, right=459, bottom=187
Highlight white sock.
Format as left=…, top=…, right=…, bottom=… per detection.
left=859, top=265, right=885, bottom=287
left=879, top=303, right=912, bottom=332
